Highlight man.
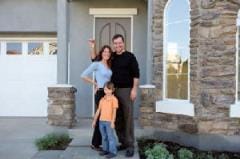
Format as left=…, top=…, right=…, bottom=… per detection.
left=90, top=34, right=140, bottom=157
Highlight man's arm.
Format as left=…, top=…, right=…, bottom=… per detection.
left=130, top=54, right=140, bottom=101
left=130, top=78, right=139, bottom=101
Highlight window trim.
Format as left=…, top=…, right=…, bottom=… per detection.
left=156, top=0, right=194, bottom=116
left=0, top=38, right=57, bottom=56
left=163, top=0, right=190, bottom=101
left=230, top=12, right=240, bottom=118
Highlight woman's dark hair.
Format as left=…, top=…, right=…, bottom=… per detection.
left=96, top=45, right=112, bottom=67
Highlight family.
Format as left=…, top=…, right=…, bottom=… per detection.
left=81, top=34, right=140, bottom=158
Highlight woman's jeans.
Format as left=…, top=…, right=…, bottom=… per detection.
left=91, top=89, right=105, bottom=147
left=99, top=121, right=117, bottom=155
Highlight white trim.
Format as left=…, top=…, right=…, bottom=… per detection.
left=0, top=42, right=3, bottom=56
left=139, top=84, right=156, bottom=89
left=236, top=22, right=239, bottom=103
left=231, top=12, right=240, bottom=118
left=2, top=42, right=6, bottom=56
left=22, top=42, right=27, bottom=56
left=89, top=8, right=137, bottom=16
left=230, top=102, right=240, bottom=118
left=130, top=16, right=134, bottom=52
left=48, top=84, right=74, bottom=88
left=0, top=37, right=57, bottom=41
left=43, top=42, right=49, bottom=56
left=156, top=99, right=194, bottom=116
left=92, top=16, right=96, bottom=117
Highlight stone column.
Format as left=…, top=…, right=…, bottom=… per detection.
left=139, top=85, right=156, bottom=127
left=47, top=84, right=77, bottom=128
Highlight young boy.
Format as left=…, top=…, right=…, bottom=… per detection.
left=92, top=82, right=118, bottom=158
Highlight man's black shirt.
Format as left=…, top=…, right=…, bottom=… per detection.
left=111, top=51, right=140, bottom=88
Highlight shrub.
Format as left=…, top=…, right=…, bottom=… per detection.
left=177, top=148, right=193, bottom=159
left=35, top=133, right=71, bottom=150
left=144, top=143, right=174, bottom=159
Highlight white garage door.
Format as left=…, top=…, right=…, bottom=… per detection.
left=0, top=38, right=57, bottom=116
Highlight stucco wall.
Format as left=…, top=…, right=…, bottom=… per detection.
left=69, top=0, right=148, bottom=118
left=0, top=0, right=57, bottom=32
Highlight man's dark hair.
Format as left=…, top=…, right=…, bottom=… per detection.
left=112, top=34, right=125, bottom=42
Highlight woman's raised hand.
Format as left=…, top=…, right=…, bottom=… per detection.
left=88, top=39, right=95, bottom=49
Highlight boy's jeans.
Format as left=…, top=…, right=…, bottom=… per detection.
left=99, top=121, right=117, bottom=155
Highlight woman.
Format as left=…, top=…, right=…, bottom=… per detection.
left=81, top=43, right=113, bottom=151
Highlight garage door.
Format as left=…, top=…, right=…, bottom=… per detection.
left=0, top=39, right=57, bottom=116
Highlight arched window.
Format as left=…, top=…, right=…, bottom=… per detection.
left=163, top=0, right=190, bottom=100
left=156, top=0, right=194, bottom=116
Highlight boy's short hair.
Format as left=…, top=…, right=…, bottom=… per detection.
left=104, top=81, right=115, bottom=91
left=112, top=34, right=125, bottom=42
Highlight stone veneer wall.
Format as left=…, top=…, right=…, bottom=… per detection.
left=140, top=0, right=240, bottom=136
left=47, top=85, right=77, bottom=128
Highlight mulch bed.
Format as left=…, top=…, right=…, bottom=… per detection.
left=138, top=138, right=240, bottom=159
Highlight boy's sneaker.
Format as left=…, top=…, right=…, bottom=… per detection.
left=105, top=153, right=117, bottom=158
left=99, top=151, right=109, bottom=156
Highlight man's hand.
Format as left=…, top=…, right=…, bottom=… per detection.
left=130, top=88, right=137, bottom=101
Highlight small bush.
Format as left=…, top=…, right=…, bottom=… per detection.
left=35, top=133, right=71, bottom=150
left=144, top=143, right=174, bottom=159
left=178, top=148, right=193, bottom=159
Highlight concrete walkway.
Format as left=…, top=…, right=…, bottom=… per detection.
left=0, top=117, right=68, bottom=159
left=59, top=119, right=140, bottom=159
left=0, top=118, right=143, bottom=159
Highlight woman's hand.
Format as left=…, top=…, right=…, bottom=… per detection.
left=94, top=83, right=99, bottom=94
left=88, top=39, right=95, bottom=49
left=92, top=120, right=96, bottom=128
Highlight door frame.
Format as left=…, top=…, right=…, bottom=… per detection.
left=89, top=8, right=137, bottom=116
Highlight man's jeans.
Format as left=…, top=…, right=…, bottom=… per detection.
left=99, top=121, right=117, bottom=155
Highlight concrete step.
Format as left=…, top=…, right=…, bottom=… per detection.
left=60, top=145, right=140, bottom=159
